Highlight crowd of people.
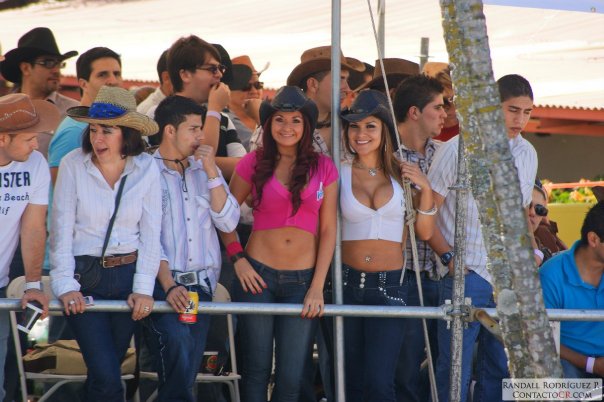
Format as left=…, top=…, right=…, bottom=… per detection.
left=0, top=26, right=601, bottom=402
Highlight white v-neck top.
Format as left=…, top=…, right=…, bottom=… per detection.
left=340, top=163, right=405, bottom=242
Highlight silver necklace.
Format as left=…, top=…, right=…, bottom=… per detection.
left=353, top=161, right=382, bottom=177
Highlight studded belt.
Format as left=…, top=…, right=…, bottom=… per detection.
left=342, top=265, right=404, bottom=289
left=102, top=251, right=138, bottom=268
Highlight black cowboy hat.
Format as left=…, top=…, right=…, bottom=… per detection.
left=0, top=27, right=78, bottom=83
left=259, top=86, right=319, bottom=133
left=341, top=89, right=398, bottom=149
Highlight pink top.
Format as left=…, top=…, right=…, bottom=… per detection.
left=235, top=151, right=338, bottom=235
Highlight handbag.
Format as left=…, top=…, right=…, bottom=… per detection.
left=74, top=176, right=128, bottom=291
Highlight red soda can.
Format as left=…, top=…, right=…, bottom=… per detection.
left=179, top=291, right=198, bottom=324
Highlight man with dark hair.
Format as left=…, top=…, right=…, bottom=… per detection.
left=0, top=27, right=79, bottom=157
left=144, top=95, right=240, bottom=400
left=137, top=49, right=172, bottom=116
left=540, top=201, right=604, bottom=381
left=427, top=74, right=538, bottom=402
left=149, top=36, right=244, bottom=180
left=392, top=74, right=447, bottom=402
left=47, top=47, right=122, bottom=183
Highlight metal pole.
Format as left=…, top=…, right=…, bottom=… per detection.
left=330, top=1, right=345, bottom=401
left=377, top=0, right=386, bottom=56
left=448, top=134, right=470, bottom=402
left=420, top=37, right=430, bottom=71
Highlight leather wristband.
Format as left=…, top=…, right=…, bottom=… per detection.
left=165, top=284, right=185, bottom=298
left=230, top=252, right=246, bottom=264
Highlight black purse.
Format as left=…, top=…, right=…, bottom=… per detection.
left=74, top=176, right=127, bottom=291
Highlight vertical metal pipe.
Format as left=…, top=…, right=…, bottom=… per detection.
left=420, top=37, right=430, bottom=71
left=448, top=134, right=469, bottom=402
left=330, top=1, right=345, bottom=401
left=377, top=0, right=386, bottom=56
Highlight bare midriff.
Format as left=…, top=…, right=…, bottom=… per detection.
left=342, top=240, right=404, bottom=272
left=246, top=227, right=317, bottom=270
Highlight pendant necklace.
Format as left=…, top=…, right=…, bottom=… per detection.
left=353, top=161, right=382, bottom=177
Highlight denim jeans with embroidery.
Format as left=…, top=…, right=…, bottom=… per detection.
left=343, top=264, right=407, bottom=402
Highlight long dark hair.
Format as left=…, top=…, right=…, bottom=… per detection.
left=252, top=112, right=318, bottom=216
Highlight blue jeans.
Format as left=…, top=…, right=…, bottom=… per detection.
left=66, top=262, right=137, bottom=402
left=0, top=287, right=8, bottom=401
left=396, top=271, right=440, bottom=402
left=343, top=265, right=407, bottom=402
left=143, top=283, right=212, bottom=402
left=233, top=256, right=317, bottom=402
left=436, top=272, right=509, bottom=402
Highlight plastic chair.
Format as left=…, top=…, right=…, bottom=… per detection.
left=6, top=276, right=138, bottom=402
left=140, top=283, right=241, bottom=402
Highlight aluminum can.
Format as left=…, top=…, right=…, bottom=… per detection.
left=179, top=290, right=198, bottom=324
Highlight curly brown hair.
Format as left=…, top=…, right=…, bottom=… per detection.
left=252, top=113, right=319, bottom=216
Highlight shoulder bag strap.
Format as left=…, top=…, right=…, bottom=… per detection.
left=100, top=175, right=128, bottom=259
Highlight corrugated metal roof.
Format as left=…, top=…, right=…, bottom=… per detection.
left=1, top=0, right=602, bottom=109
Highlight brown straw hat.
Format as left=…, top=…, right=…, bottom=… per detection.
left=67, top=86, right=159, bottom=136
left=287, top=46, right=365, bottom=88
left=0, top=93, right=61, bottom=134
left=356, top=58, right=419, bottom=92
left=422, top=62, right=450, bottom=78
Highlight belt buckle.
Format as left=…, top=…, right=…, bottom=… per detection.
left=176, top=271, right=198, bottom=286
left=102, top=255, right=114, bottom=268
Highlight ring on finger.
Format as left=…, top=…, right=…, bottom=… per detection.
left=68, top=300, right=76, bottom=306
left=143, top=306, right=150, bottom=312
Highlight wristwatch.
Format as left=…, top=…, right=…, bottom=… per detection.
left=230, top=252, right=246, bottom=264
left=440, top=251, right=455, bottom=266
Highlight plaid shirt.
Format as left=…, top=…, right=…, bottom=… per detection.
left=394, top=139, right=440, bottom=274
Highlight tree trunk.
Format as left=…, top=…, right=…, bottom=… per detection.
left=439, top=0, right=562, bottom=384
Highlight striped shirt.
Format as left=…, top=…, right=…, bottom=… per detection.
left=427, top=135, right=537, bottom=284
left=395, top=139, right=441, bottom=273
left=50, top=149, right=162, bottom=297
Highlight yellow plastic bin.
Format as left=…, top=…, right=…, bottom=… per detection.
left=547, top=203, right=595, bottom=246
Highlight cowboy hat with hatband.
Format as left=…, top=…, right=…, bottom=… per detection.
left=259, top=86, right=318, bottom=134
left=230, top=55, right=264, bottom=91
left=356, top=58, right=419, bottom=92
left=0, top=27, right=78, bottom=83
left=287, top=46, right=365, bottom=88
left=341, top=89, right=398, bottom=150
left=67, top=86, right=158, bottom=136
left=0, top=93, right=61, bottom=134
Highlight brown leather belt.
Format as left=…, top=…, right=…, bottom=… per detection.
left=102, top=251, right=138, bottom=268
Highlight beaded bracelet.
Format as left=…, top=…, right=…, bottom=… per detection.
left=417, top=205, right=438, bottom=216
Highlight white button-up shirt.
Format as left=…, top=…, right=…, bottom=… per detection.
left=50, top=149, right=162, bottom=297
left=154, top=150, right=240, bottom=292
left=428, top=134, right=537, bottom=284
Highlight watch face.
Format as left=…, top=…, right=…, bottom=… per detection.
left=441, top=252, right=453, bottom=265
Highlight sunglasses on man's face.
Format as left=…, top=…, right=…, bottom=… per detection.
left=531, top=203, right=548, bottom=217
left=196, top=64, right=227, bottom=75
left=242, top=81, right=264, bottom=91
left=34, top=59, right=66, bottom=69
left=443, top=96, right=455, bottom=109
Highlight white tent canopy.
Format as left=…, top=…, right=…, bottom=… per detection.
left=1, top=0, right=603, bottom=108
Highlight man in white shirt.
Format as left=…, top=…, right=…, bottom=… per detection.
left=0, top=93, right=58, bottom=400
left=0, top=27, right=79, bottom=157
left=143, top=95, right=240, bottom=400
left=428, top=74, right=538, bottom=402
left=136, top=49, right=172, bottom=117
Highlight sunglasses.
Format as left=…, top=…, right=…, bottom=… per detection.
left=530, top=203, right=548, bottom=217
left=196, top=64, right=227, bottom=75
left=34, top=59, right=66, bottom=69
left=443, top=96, right=455, bottom=109
left=241, top=81, right=264, bottom=91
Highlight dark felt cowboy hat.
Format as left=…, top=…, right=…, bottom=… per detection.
left=0, top=93, right=61, bottom=134
left=356, top=58, right=419, bottom=92
left=0, top=27, right=78, bottom=83
left=67, top=86, right=158, bottom=136
left=259, top=86, right=318, bottom=133
left=341, top=89, right=398, bottom=149
left=287, top=46, right=365, bottom=88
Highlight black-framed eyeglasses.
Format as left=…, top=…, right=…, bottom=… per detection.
left=242, top=81, right=264, bottom=91
left=34, top=59, right=66, bottom=69
left=530, top=202, right=548, bottom=217
left=196, top=64, right=226, bottom=75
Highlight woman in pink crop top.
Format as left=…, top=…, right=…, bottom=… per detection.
left=225, top=86, right=337, bottom=402
left=339, top=90, right=436, bottom=402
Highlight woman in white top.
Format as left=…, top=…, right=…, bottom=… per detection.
left=50, top=86, right=161, bottom=402
left=339, top=90, right=435, bottom=402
